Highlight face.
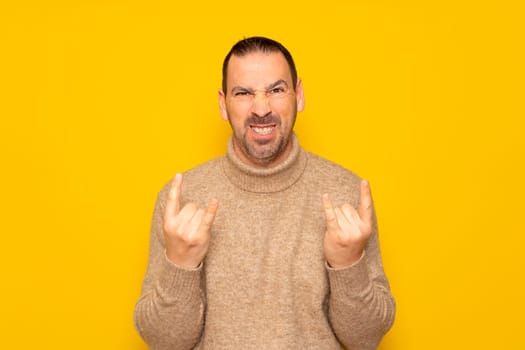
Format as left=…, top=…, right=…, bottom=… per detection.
left=218, top=51, right=304, bottom=168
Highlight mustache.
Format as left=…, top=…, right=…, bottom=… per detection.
left=244, top=114, right=281, bottom=126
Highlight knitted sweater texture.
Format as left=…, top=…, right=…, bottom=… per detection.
left=134, top=136, right=395, bottom=349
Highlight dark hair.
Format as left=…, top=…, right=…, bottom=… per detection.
left=222, top=36, right=298, bottom=94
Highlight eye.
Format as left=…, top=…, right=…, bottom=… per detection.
left=233, top=90, right=251, bottom=97
left=269, top=87, right=285, bottom=94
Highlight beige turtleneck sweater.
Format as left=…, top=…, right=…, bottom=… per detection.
left=134, top=136, right=395, bottom=349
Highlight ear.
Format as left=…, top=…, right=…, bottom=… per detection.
left=218, top=89, right=229, bottom=121
left=295, top=79, right=305, bottom=112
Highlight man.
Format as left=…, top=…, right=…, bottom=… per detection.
left=134, top=36, right=395, bottom=349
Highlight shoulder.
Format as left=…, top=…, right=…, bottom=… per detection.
left=157, top=156, right=225, bottom=204
left=304, top=151, right=362, bottom=205
left=305, top=151, right=361, bottom=184
left=174, top=156, right=227, bottom=206
left=183, top=157, right=224, bottom=183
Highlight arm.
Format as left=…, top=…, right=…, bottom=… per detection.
left=323, top=181, right=396, bottom=349
left=327, top=229, right=395, bottom=349
left=134, top=174, right=218, bottom=349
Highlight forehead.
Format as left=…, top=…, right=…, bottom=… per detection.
left=227, top=51, right=293, bottom=88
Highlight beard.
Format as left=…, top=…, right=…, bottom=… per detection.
left=240, top=132, right=287, bottom=163
left=231, top=113, right=296, bottom=166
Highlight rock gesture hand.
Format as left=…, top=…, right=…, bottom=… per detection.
left=163, top=173, right=219, bottom=269
left=323, top=180, right=374, bottom=269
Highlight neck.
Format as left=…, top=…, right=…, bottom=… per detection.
left=221, top=134, right=308, bottom=193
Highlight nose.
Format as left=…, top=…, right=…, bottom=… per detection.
left=251, top=92, right=272, bottom=118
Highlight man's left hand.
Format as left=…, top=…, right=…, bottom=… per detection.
left=322, top=180, right=374, bottom=268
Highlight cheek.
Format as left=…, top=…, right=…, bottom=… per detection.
left=272, top=99, right=296, bottom=119
left=226, top=105, right=249, bottom=129
left=227, top=102, right=251, bottom=119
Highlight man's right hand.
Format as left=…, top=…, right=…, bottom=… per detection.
left=163, top=173, right=219, bottom=269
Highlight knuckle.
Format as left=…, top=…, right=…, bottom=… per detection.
left=363, top=226, right=373, bottom=237
left=163, top=222, right=179, bottom=237
left=185, top=233, right=207, bottom=247
left=168, top=189, right=177, bottom=201
left=326, top=214, right=337, bottom=223
left=202, top=216, right=213, bottom=227
left=361, top=222, right=373, bottom=234
left=337, top=235, right=353, bottom=246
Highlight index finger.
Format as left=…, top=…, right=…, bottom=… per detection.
left=166, top=173, right=183, bottom=216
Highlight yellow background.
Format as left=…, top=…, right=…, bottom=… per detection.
left=1, top=1, right=523, bottom=349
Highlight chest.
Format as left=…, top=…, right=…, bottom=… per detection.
left=203, top=189, right=328, bottom=303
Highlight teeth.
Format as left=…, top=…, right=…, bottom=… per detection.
left=252, top=127, right=273, bottom=135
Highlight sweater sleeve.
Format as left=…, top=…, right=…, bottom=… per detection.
left=326, top=211, right=396, bottom=350
left=134, top=186, right=205, bottom=350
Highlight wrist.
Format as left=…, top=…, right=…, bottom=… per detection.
left=326, top=249, right=365, bottom=269
left=165, top=249, right=202, bottom=270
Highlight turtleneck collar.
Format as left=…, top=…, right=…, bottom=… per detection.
left=221, top=134, right=308, bottom=193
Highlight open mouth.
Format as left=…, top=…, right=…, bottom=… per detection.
left=251, top=125, right=275, bottom=136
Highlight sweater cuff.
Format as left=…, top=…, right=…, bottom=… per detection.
left=156, top=251, right=203, bottom=303
left=326, top=251, right=372, bottom=299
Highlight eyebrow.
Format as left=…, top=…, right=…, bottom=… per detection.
left=266, top=79, right=289, bottom=90
left=230, top=79, right=289, bottom=94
